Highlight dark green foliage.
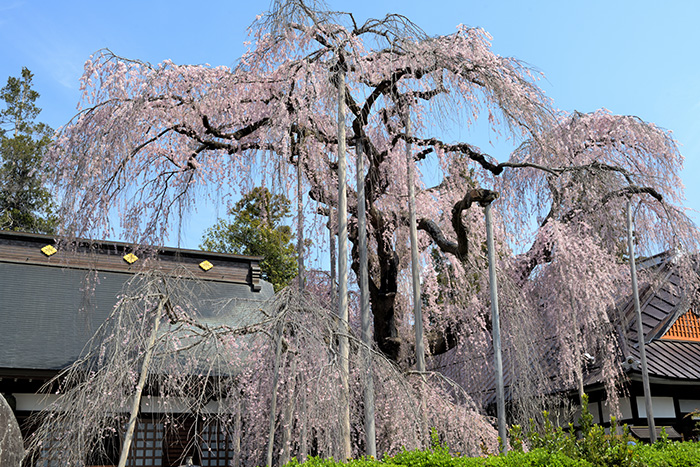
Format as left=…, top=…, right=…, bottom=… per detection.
left=284, top=395, right=700, bottom=466
left=201, top=186, right=298, bottom=291
left=633, top=442, right=700, bottom=466
left=284, top=441, right=700, bottom=467
left=0, top=67, right=57, bottom=233
left=522, top=395, right=641, bottom=467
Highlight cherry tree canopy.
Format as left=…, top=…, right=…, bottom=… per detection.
left=47, top=0, right=699, bottom=420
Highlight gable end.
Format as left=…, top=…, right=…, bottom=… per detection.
left=661, top=310, right=700, bottom=342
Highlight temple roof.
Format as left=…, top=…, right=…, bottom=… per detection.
left=0, top=230, right=273, bottom=374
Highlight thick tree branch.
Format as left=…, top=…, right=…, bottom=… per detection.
left=602, top=185, right=663, bottom=204
left=417, top=188, right=499, bottom=261
left=201, top=115, right=271, bottom=141
left=417, top=218, right=459, bottom=256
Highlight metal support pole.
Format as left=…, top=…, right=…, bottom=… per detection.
left=405, top=112, right=426, bottom=373
left=297, top=155, right=305, bottom=291
left=484, top=202, right=507, bottom=453
left=356, top=137, right=377, bottom=456
left=336, top=66, right=352, bottom=460
left=329, top=208, right=337, bottom=310
left=627, top=199, right=656, bottom=442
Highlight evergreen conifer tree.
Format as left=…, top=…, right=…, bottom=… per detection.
left=201, top=187, right=298, bottom=291
left=0, top=67, right=56, bottom=233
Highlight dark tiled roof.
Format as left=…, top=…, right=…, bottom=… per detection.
left=0, top=230, right=264, bottom=288
left=0, top=231, right=273, bottom=373
left=633, top=340, right=700, bottom=380
left=621, top=261, right=700, bottom=381
left=624, top=270, right=682, bottom=345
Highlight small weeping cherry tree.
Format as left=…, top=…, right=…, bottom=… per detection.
left=24, top=269, right=497, bottom=466
left=43, top=0, right=700, bottom=453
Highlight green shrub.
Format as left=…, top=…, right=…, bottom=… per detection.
left=519, top=395, right=641, bottom=466
left=285, top=441, right=700, bottom=467
left=633, top=442, right=700, bottom=467
left=284, top=396, right=700, bottom=467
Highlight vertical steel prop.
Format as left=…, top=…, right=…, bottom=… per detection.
left=356, top=137, right=377, bottom=456
left=326, top=203, right=337, bottom=459
left=484, top=201, right=507, bottom=453
left=626, top=199, right=656, bottom=442
left=329, top=208, right=337, bottom=309
left=404, top=112, right=426, bottom=373
left=293, top=149, right=305, bottom=462
left=404, top=109, right=430, bottom=445
left=336, top=64, right=352, bottom=460
left=297, top=154, right=305, bottom=291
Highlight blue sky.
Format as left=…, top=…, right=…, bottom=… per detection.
left=2, top=0, right=699, bottom=248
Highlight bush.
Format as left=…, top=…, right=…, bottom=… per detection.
left=633, top=442, right=700, bottom=467
left=284, top=396, right=700, bottom=467
left=285, top=441, right=700, bottom=467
